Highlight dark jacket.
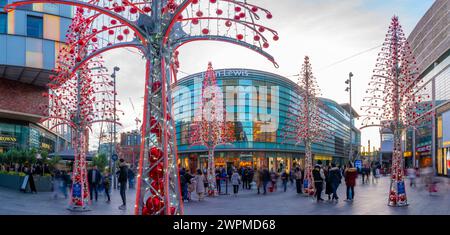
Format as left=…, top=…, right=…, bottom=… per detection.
left=312, top=165, right=325, bottom=182
left=88, top=169, right=102, bottom=185
left=328, top=167, right=342, bottom=186
left=118, top=164, right=128, bottom=183
left=262, top=169, right=270, bottom=182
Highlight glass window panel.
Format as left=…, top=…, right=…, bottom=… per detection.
left=44, top=4, right=59, bottom=15
left=32, top=3, right=44, bottom=12
left=44, top=14, right=59, bottom=41
left=27, top=15, right=43, bottom=38
left=0, top=13, right=6, bottom=34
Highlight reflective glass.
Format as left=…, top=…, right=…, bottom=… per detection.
left=0, top=13, right=6, bottom=34
left=27, top=15, right=43, bottom=38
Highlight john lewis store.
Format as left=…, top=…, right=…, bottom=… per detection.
left=173, top=69, right=361, bottom=173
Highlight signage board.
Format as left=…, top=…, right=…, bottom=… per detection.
left=397, top=181, right=406, bottom=195
left=111, top=154, right=118, bottom=161
left=72, top=183, right=82, bottom=198
left=354, top=160, right=362, bottom=170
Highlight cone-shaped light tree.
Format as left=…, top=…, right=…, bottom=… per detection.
left=361, top=16, right=430, bottom=207
left=283, top=56, right=331, bottom=195
left=190, top=62, right=235, bottom=196
left=6, top=0, right=278, bottom=215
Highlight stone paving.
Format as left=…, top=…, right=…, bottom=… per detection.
left=184, top=176, right=450, bottom=215
left=1, top=176, right=450, bottom=215
left=0, top=185, right=137, bottom=215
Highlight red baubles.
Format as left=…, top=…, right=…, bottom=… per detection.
left=225, top=20, right=232, bottom=27
left=149, top=147, right=163, bottom=163
left=236, top=34, right=244, bottom=40
left=273, top=35, right=279, bottom=41
left=216, top=9, right=223, bottom=15
left=202, top=28, right=209, bottom=35
left=263, top=42, right=269, bottom=48
left=253, top=35, right=260, bottom=41
left=117, top=35, right=124, bottom=41
left=192, top=18, right=199, bottom=25
left=152, top=81, right=161, bottom=92
left=266, top=13, right=273, bottom=19
left=143, top=6, right=151, bottom=13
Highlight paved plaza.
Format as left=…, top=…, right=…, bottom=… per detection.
left=1, top=176, right=450, bottom=215
left=184, top=176, right=450, bottom=215
left=0, top=186, right=137, bottom=215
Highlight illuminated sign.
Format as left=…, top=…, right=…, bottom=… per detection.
left=41, top=142, right=51, bottom=150
left=416, top=145, right=431, bottom=152
left=0, top=135, right=17, bottom=143
left=403, top=151, right=412, bottom=157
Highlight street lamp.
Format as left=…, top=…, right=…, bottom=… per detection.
left=345, top=72, right=354, bottom=161
left=110, top=66, right=120, bottom=189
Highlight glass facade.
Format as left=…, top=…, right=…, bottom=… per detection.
left=0, top=13, right=6, bottom=34
left=173, top=69, right=361, bottom=173
left=0, top=119, right=66, bottom=154
left=26, top=15, right=43, bottom=38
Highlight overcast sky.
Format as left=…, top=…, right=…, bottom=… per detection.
left=94, top=0, right=435, bottom=151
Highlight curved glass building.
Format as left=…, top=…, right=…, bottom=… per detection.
left=173, top=68, right=361, bottom=173
left=0, top=1, right=72, bottom=153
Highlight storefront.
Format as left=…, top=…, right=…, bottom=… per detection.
left=179, top=151, right=305, bottom=174
left=437, top=109, right=450, bottom=176
left=416, top=144, right=432, bottom=168
left=0, top=119, right=58, bottom=153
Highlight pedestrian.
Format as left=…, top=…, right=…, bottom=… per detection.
left=103, top=170, right=111, bottom=202
left=281, top=170, right=288, bottom=192
left=344, top=162, right=358, bottom=202
left=52, top=167, right=63, bottom=199
left=407, top=167, right=417, bottom=187
left=289, top=168, right=294, bottom=187
left=26, top=166, right=37, bottom=193
left=128, top=168, right=135, bottom=189
left=186, top=171, right=195, bottom=201
left=254, top=168, right=263, bottom=194
left=180, top=168, right=189, bottom=202
left=270, top=170, right=278, bottom=192
left=117, top=159, right=128, bottom=210
left=312, top=160, right=325, bottom=202
left=325, top=165, right=333, bottom=200
left=231, top=170, right=241, bottom=197
left=248, top=167, right=254, bottom=189
left=328, top=163, right=342, bottom=201
left=215, top=168, right=221, bottom=194
left=294, top=167, right=303, bottom=194
left=88, top=165, right=101, bottom=202
left=262, top=168, right=270, bottom=195
left=194, top=169, right=206, bottom=201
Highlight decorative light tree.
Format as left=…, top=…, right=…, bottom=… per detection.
left=6, top=0, right=278, bottom=215
left=190, top=62, right=235, bottom=196
left=40, top=10, right=122, bottom=211
left=360, top=16, right=430, bottom=207
left=282, top=56, right=331, bottom=196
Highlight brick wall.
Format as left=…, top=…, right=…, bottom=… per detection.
left=0, top=78, right=48, bottom=116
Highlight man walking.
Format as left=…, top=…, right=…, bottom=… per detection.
left=328, top=163, right=342, bottom=201
left=262, top=167, right=270, bottom=195
left=117, top=159, right=128, bottom=210
left=312, top=160, right=325, bottom=202
left=88, top=165, right=101, bottom=202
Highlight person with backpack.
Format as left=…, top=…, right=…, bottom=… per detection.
left=344, top=162, right=358, bottom=202
left=312, top=160, right=326, bottom=202
left=117, top=158, right=128, bottom=210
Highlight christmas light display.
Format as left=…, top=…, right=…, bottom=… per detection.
left=190, top=62, right=235, bottom=196
left=282, top=56, right=331, bottom=196
left=360, top=16, right=431, bottom=207
left=39, top=10, right=122, bottom=211
left=6, top=0, right=278, bottom=215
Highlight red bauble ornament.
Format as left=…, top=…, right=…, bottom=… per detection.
left=108, top=30, right=114, bottom=35
left=266, top=14, right=273, bottom=19
left=273, top=35, right=279, bottom=41
left=251, top=7, right=258, bottom=12
left=258, top=27, right=265, bottom=32
left=149, top=147, right=163, bottom=163
left=117, top=35, right=124, bottom=41
left=225, top=20, right=232, bottom=27
left=253, top=35, right=260, bottom=41
left=236, top=34, right=244, bottom=40
left=235, top=6, right=241, bottom=12
left=123, top=29, right=130, bottom=35
left=216, top=9, right=223, bottom=15
left=192, top=19, right=199, bottom=25
left=152, top=81, right=161, bottom=92
left=196, top=11, right=203, bottom=17
left=130, top=7, right=138, bottom=14
left=111, top=19, right=117, bottom=25
left=143, top=6, right=151, bottom=13
left=263, top=42, right=269, bottom=48
left=202, top=28, right=209, bottom=35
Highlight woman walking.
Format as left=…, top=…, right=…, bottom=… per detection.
left=194, top=169, right=206, bottom=201
left=344, top=163, right=358, bottom=202
left=231, top=170, right=241, bottom=197
left=254, top=168, right=263, bottom=194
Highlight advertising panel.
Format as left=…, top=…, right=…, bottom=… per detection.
left=443, top=111, right=450, bottom=147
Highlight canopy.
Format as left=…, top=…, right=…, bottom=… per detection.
left=49, top=149, right=94, bottom=161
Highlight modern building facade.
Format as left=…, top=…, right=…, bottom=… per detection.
left=0, top=1, right=73, bottom=154
left=403, top=0, right=449, bottom=175
left=117, top=130, right=140, bottom=169
left=173, top=68, right=361, bottom=173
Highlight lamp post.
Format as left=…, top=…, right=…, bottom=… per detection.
left=111, top=66, right=120, bottom=189
left=345, top=72, right=354, bottom=161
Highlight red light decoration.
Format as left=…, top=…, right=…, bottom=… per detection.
left=361, top=16, right=427, bottom=207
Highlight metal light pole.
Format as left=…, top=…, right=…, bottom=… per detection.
left=111, top=66, right=120, bottom=189
left=345, top=72, right=354, bottom=161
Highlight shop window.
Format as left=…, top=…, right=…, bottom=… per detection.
left=27, top=15, right=43, bottom=38
left=0, top=13, right=6, bottom=34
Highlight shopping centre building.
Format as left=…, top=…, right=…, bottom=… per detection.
left=0, top=2, right=72, bottom=154
left=400, top=0, right=450, bottom=175
left=173, top=68, right=361, bottom=173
